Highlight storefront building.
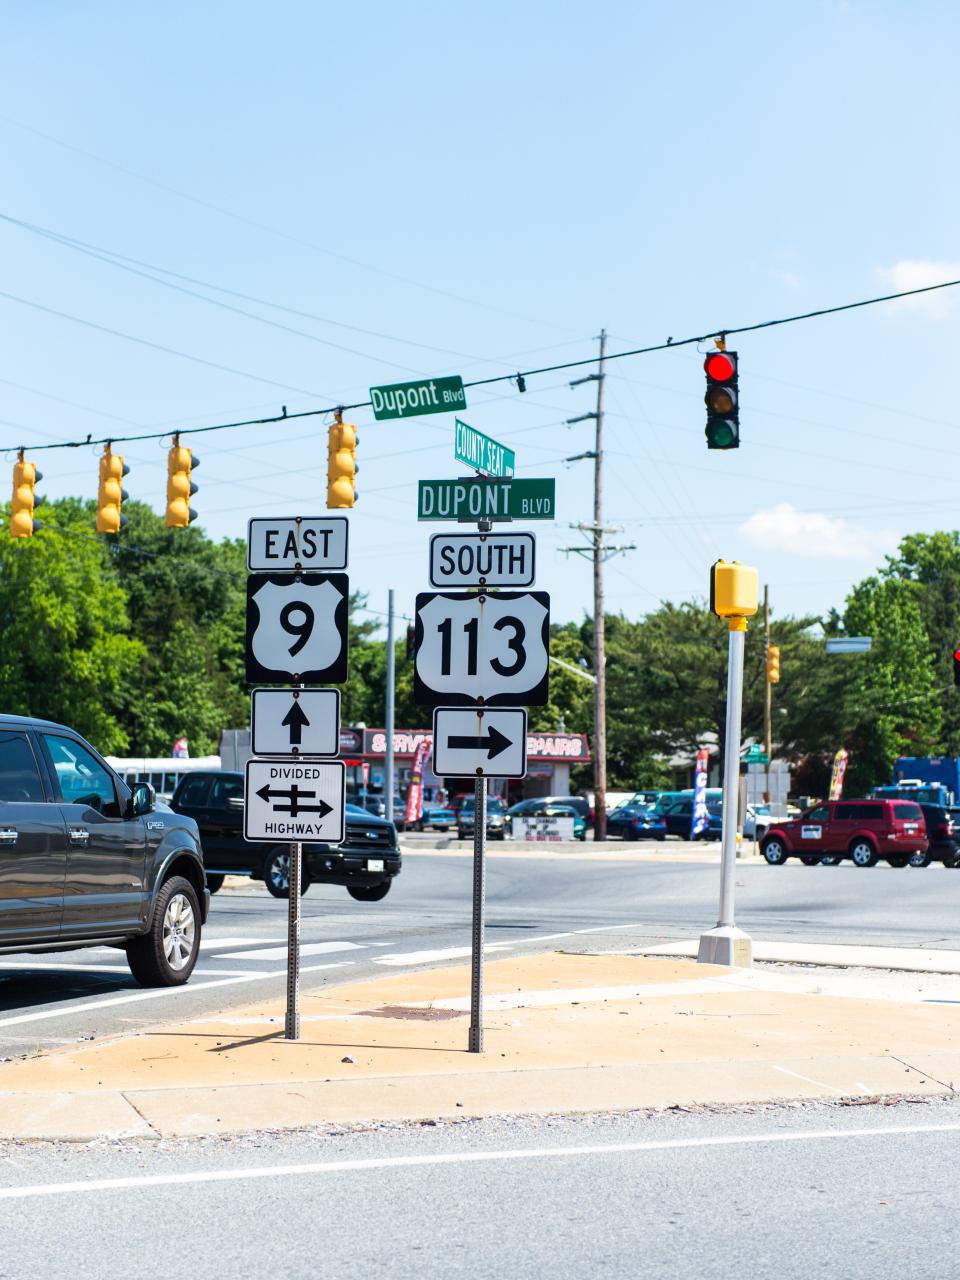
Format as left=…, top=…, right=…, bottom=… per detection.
left=341, top=727, right=591, bottom=807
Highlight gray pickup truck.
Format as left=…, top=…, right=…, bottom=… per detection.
left=0, top=714, right=209, bottom=985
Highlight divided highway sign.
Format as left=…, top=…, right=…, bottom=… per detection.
left=414, top=590, right=550, bottom=707
left=251, top=688, right=341, bottom=758
left=245, top=573, right=349, bottom=684
left=247, top=517, right=348, bottom=572
left=244, top=759, right=346, bottom=843
left=429, top=531, right=536, bottom=588
left=432, top=707, right=528, bottom=779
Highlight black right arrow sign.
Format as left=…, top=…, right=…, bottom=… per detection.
left=447, top=725, right=512, bottom=760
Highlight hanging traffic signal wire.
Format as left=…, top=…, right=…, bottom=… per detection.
left=7, top=272, right=960, bottom=456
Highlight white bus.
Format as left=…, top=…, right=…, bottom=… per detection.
left=104, top=755, right=223, bottom=803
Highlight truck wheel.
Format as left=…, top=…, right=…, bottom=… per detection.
left=850, top=840, right=878, bottom=867
left=347, top=882, right=391, bottom=902
left=205, top=874, right=225, bottom=893
left=819, top=854, right=840, bottom=865
left=799, top=855, right=821, bottom=866
left=886, top=855, right=909, bottom=868
left=909, top=851, right=932, bottom=867
left=126, top=876, right=200, bottom=987
left=761, top=838, right=788, bottom=865
left=264, top=849, right=311, bottom=898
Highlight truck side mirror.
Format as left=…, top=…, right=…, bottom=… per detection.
left=131, top=782, right=155, bottom=818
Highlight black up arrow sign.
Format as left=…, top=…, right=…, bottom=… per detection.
left=281, top=699, right=310, bottom=746
left=447, top=724, right=512, bottom=760
left=256, top=784, right=333, bottom=819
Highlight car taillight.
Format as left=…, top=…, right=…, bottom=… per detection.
left=936, top=822, right=950, bottom=837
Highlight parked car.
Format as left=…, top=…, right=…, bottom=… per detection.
left=606, top=803, right=667, bottom=841
left=657, top=795, right=722, bottom=840
left=761, top=798, right=927, bottom=867
left=413, top=804, right=457, bottom=832
left=507, top=795, right=593, bottom=827
left=170, top=772, right=400, bottom=900
left=0, top=714, right=209, bottom=985
left=507, top=802, right=588, bottom=841
left=457, top=795, right=508, bottom=840
left=910, top=803, right=960, bottom=867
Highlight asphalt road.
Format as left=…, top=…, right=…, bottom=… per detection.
left=1, top=847, right=959, bottom=1059
left=1, top=1097, right=958, bottom=1279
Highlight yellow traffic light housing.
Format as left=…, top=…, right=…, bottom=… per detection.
left=96, top=445, right=129, bottom=534
left=710, top=559, right=759, bottom=627
left=767, top=644, right=781, bottom=684
left=166, top=435, right=198, bottom=528
left=10, top=451, right=41, bottom=538
left=327, top=419, right=357, bottom=508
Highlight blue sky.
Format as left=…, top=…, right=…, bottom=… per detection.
left=3, top=0, right=959, bottom=630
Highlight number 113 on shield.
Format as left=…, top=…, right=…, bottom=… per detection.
left=413, top=591, right=551, bottom=707
left=245, top=573, right=350, bottom=684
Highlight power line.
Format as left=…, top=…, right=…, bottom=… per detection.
left=8, top=274, right=960, bottom=455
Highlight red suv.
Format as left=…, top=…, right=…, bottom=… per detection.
left=761, top=799, right=928, bottom=868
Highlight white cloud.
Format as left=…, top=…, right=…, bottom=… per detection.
left=877, top=259, right=960, bottom=317
left=738, top=504, right=898, bottom=561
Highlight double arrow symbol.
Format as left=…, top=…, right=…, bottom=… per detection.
left=447, top=725, right=512, bottom=760
left=256, top=784, right=333, bottom=819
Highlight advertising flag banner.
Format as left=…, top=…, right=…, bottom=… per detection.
left=404, top=737, right=432, bottom=827
left=829, top=748, right=849, bottom=800
left=691, top=748, right=711, bottom=838
left=172, top=737, right=189, bottom=759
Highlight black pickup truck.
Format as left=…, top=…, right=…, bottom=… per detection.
left=170, top=770, right=401, bottom=900
left=0, top=714, right=208, bottom=985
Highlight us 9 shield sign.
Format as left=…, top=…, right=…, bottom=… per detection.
left=245, top=573, right=349, bottom=684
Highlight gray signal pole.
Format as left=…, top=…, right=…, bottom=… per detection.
left=562, top=330, right=634, bottom=841
left=385, top=589, right=395, bottom=825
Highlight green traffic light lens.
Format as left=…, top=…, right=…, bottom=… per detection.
left=706, top=419, right=738, bottom=449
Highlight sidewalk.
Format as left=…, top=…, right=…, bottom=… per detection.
left=1, top=949, right=958, bottom=1142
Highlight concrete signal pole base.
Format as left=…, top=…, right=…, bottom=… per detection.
left=697, top=925, right=753, bottom=968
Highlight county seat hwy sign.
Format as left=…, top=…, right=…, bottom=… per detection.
left=245, top=573, right=349, bottom=684
left=243, top=760, right=345, bottom=843
left=414, top=590, right=550, bottom=707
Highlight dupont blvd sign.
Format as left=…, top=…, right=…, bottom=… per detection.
left=418, top=478, right=556, bottom=521
left=370, top=376, right=466, bottom=420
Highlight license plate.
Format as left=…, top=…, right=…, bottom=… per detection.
left=905, top=824, right=917, bottom=833
left=366, top=859, right=384, bottom=872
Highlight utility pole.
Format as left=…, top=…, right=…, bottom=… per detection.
left=763, top=584, right=771, bottom=804
left=561, top=331, right=634, bottom=842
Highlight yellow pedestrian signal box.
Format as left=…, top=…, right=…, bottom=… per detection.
left=96, top=446, right=130, bottom=534
left=10, top=453, right=41, bottom=538
left=166, top=438, right=198, bottom=528
left=710, top=559, right=759, bottom=621
left=767, top=644, right=781, bottom=684
left=327, top=421, right=357, bottom=508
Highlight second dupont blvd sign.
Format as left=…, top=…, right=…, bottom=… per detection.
left=454, top=419, right=515, bottom=478
left=418, top=478, right=556, bottom=521
left=370, top=375, right=466, bottom=420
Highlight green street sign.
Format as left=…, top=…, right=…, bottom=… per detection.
left=743, top=745, right=769, bottom=764
left=370, top=375, right=466, bottom=421
left=418, top=478, right=556, bottom=521
left=454, top=419, right=515, bottom=478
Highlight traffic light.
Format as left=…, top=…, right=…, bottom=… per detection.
left=704, top=348, right=739, bottom=449
left=327, top=421, right=357, bottom=508
left=767, top=644, right=781, bottom=684
left=96, top=445, right=129, bottom=534
left=9, top=451, right=41, bottom=538
left=166, top=437, right=198, bottom=528
left=405, top=624, right=416, bottom=660
left=953, top=647, right=960, bottom=688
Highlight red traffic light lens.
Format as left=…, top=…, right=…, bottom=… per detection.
left=704, top=352, right=736, bottom=382
left=954, top=649, right=960, bottom=662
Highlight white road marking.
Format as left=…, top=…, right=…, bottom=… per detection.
left=772, top=1065, right=845, bottom=1093
left=215, top=941, right=364, bottom=961
left=374, top=943, right=514, bottom=966
left=3, top=1123, right=959, bottom=1200
left=0, top=962, right=355, bottom=1029
left=198, top=937, right=278, bottom=952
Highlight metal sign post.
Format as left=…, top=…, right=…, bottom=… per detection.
left=469, top=771, right=487, bottom=1054
left=285, top=836, right=302, bottom=1040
